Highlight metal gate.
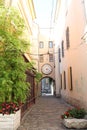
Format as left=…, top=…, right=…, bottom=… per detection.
left=21, top=70, right=35, bottom=118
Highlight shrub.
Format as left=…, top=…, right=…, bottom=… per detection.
left=0, top=5, right=31, bottom=108
left=61, top=107, right=87, bottom=119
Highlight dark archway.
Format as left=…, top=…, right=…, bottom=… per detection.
left=41, top=77, right=55, bottom=96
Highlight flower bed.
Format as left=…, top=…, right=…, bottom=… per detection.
left=0, top=102, right=20, bottom=115
left=0, top=102, right=21, bottom=130
left=63, top=118, right=87, bottom=129
left=0, top=109, right=21, bottom=130
left=61, top=107, right=86, bottom=119
left=61, top=107, right=87, bottom=129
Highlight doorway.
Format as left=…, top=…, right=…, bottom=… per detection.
left=41, top=77, right=55, bottom=96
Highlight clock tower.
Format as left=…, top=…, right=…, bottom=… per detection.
left=41, top=64, right=52, bottom=75
left=38, top=38, right=55, bottom=80
left=38, top=30, right=55, bottom=96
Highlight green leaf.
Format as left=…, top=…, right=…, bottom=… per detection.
left=0, top=6, right=32, bottom=103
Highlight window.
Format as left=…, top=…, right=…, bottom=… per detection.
left=70, top=67, right=73, bottom=90
left=58, top=48, right=61, bottom=62
left=49, top=54, right=53, bottom=62
left=39, top=41, right=44, bottom=48
left=61, top=40, right=64, bottom=57
left=64, top=71, right=66, bottom=89
left=48, top=41, right=53, bottom=48
left=61, top=74, right=62, bottom=89
left=68, top=66, right=73, bottom=90
left=66, top=27, right=70, bottom=49
left=39, top=55, right=44, bottom=62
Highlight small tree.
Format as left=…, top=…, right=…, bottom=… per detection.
left=0, top=6, right=31, bottom=103
left=0, top=0, right=4, bottom=6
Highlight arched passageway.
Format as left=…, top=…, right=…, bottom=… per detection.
left=41, top=77, right=55, bottom=96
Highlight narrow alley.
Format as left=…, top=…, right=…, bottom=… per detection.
left=17, top=96, right=86, bottom=130
left=0, top=0, right=87, bottom=130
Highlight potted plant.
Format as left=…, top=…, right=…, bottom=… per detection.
left=61, top=107, right=87, bottom=129
left=0, top=5, right=31, bottom=130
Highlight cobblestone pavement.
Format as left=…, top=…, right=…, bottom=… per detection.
left=17, top=96, right=86, bottom=130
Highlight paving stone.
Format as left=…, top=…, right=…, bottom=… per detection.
left=17, top=96, right=86, bottom=130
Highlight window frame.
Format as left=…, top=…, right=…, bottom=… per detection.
left=61, top=40, right=64, bottom=57
left=58, top=48, right=61, bottom=62
left=64, top=71, right=66, bottom=89
left=66, top=26, right=70, bottom=49
left=61, top=74, right=62, bottom=89
left=39, top=41, right=44, bottom=48
left=48, top=41, right=53, bottom=48
left=39, top=54, right=44, bottom=62
left=49, top=54, right=53, bottom=62
left=68, top=66, right=73, bottom=90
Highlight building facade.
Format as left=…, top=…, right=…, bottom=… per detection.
left=54, top=0, right=87, bottom=108
left=38, top=29, right=55, bottom=95
left=4, top=0, right=39, bottom=70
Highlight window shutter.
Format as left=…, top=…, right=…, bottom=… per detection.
left=66, top=27, right=70, bottom=49
left=58, top=48, right=61, bottom=62
left=62, top=40, right=64, bottom=57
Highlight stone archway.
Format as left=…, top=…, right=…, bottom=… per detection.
left=41, top=77, right=55, bottom=96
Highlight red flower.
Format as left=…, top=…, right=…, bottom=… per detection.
left=65, top=111, right=69, bottom=116
left=0, top=102, right=20, bottom=115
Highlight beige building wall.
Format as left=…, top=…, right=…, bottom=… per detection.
left=4, top=0, right=39, bottom=70
left=54, top=0, right=87, bottom=108
left=30, top=22, right=39, bottom=70
left=54, top=47, right=61, bottom=96
left=38, top=29, right=55, bottom=80
left=38, top=29, right=55, bottom=96
left=54, top=0, right=68, bottom=96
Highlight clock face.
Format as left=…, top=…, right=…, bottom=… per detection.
left=41, top=64, right=52, bottom=75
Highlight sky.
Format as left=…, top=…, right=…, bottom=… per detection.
left=33, top=0, right=57, bottom=28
